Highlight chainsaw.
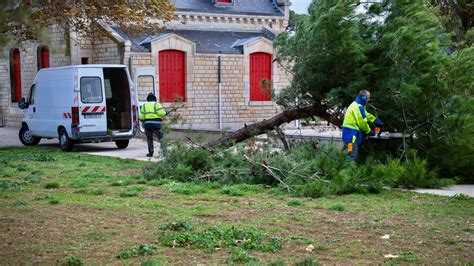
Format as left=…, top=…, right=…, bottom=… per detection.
left=369, top=126, right=409, bottom=139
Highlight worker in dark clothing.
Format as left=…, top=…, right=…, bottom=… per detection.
left=140, top=93, right=166, bottom=157
left=342, top=90, right=383, bottom=163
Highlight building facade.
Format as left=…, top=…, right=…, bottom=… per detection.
left=0, top=0, right=292, bottom=130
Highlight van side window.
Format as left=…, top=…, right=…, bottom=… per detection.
left=28, top=85, right=36, bottom=105
left=80, top=77, right=103, bottom=103
left=104, top=78, right=112, bottom=99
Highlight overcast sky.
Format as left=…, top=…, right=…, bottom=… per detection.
left=290, top=0, right=312, bottom=14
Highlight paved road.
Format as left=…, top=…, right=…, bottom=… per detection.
left=413, top=185, right=473, bottom=197
left=0, top=127, right=161, bottom=162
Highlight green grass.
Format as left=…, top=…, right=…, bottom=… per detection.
left=0, top=147, right=473, bottom=265
left=287, top=198, right=303, bottom=207
left=116, top=244, right=158, bottom=259
left=328, top=203, right=346, bottom=212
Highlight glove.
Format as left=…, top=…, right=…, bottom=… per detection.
left=374, top=117, right=384, bottom=126
left=368, top=130, right=376, bottom=137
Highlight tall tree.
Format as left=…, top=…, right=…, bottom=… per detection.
left=0, top=0, right=175, bottom=47
left=207, top=0, right=472, bottom=180
left=429, top=0, right=473, bottom=48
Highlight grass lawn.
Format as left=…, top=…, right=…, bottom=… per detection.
left=0, top=147, right=473, bottom=265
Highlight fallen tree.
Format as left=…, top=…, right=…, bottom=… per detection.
left=205, top=104, right=342, bottom=149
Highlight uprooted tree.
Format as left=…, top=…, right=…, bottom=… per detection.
left=206, top=0, right=473, bottom=180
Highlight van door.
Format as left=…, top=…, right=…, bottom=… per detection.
left=134, top=67, right=156, bottom=132
left=78, top=68, right=107, bottom=136
left=24, top=84, right=39, bottom=135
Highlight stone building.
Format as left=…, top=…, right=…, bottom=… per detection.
left=0, top=0, right=292, bottom=131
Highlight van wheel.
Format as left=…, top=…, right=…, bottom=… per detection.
left=115, top=140, right=129, bottom=149
left=58, top=128, right=73, bottom=152
left=19, top=127, right=41, bottom=146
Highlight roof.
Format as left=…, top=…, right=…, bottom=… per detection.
left=112, top=27, right=276, bottom=54
left=170, top=0, right=284, bottom=16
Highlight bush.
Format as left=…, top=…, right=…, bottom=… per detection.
left=392, top=151, right=455, bottom=189
left=146, top=142, right=453, bottom=198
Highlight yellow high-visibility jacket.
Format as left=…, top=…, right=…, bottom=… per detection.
left=342, top=97, right=378, bottom=144
left=140, top=102, right=166, bottom=121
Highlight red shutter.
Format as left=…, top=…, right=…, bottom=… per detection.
left=250, top=52, right=272, bottom=101
left=40, top=47, right=50, bottom=68
left=217, top=0, right=232, bottom=3
left=12, top=49, right=22, bottom=102
left=159, top=50, right=185, bottom=102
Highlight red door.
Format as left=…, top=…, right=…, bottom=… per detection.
left=40, top=47, right=50, bottom=68
left=12, top=49, right=22, bottom=102
left=159, top=50, right=185, bottom=102
left=250, top=52, right=272, bottom=101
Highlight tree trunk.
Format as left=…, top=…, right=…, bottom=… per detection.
left=205, top=104, right=342, bottom=149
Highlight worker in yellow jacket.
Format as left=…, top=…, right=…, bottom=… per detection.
left=140, top=93, right=166, bottom=157
left=342, top=90, right=383, bottom=163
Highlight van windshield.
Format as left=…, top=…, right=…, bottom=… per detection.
left=80, top=77, right=103, bottom=103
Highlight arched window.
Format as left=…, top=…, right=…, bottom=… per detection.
left=159, top=50, right=186, bottom=102
left=37, top=46, right=50, bottom=70
left=10, top=48, right=22, bottom=102
left=250, top=52, right=272, bottom=101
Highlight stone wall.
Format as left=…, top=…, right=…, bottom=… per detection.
left=0, top=25, right=72, bottom=127
left=92, top=33, right=123, bottom=64
left=130, top=37, right=291, bottom=131
left=171, top=52, right=289, bottom=130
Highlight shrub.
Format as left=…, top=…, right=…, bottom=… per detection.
left=146, top=142, right=453, bottom=198
left=393, top=151, right=455, bottom=189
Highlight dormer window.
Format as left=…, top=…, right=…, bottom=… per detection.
left=215, top=0, right=233, bottom=5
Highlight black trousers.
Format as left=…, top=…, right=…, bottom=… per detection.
left=145, top=128, right=163, bottom=156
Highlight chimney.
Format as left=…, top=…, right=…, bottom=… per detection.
left=276, top=0, right=291, bottom=21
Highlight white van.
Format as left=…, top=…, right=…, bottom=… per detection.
left=18, top=65, right=139, bottom=151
